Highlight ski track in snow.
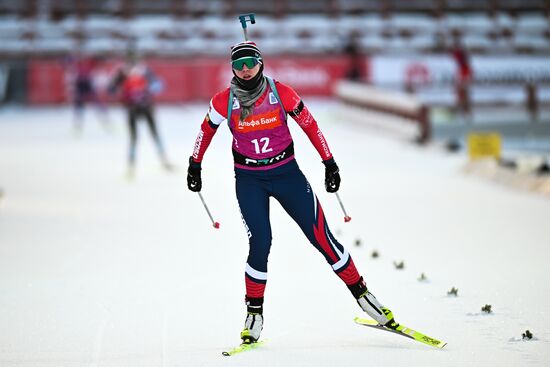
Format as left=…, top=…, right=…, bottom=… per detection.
left=1, top=103, right=549, bottom=366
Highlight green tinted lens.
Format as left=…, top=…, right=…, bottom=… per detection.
left=232, top=59, right=244, bottom=70
left=232, top=57, right=259, bottom=70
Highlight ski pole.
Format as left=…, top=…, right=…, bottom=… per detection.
left=238, top=13, right=256, bottom=41
left=335, top=192, right=352, bottom=222
left=197, top=192, right=220, bottom=229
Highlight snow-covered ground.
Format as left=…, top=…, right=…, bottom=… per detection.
left=1, top=102, right=549, bottom=366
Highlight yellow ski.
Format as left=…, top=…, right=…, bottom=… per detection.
left=222, top=340, right=265, bottom=356
left=354, top=317, right=447, bottom=349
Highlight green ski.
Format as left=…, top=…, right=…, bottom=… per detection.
left=222, top=340, right=265, bottom=356
left=354, top=317, right=447, bottom=349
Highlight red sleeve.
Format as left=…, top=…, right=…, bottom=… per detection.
left=191, top=88, right=230, bottom=163
left=274, top=81, right=301, bottom=112
left=191, top=114, right=217, bottom=163
left=275, top=81, right=333, bottom=161
left=210, top=89, right=230, bottom=122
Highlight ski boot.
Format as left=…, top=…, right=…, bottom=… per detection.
left=240, top=297, right=263, bottom=344
left=348, top=277, right=398, bottom=329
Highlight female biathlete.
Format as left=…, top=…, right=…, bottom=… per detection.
left=187, top=41, right=397, bottom=344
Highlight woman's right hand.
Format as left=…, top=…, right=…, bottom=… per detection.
left=187, top=157, right=202, bottom=192
left=323, top=158, right=340, bottom=193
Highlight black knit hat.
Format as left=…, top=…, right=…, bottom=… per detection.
left=231, top=41, right=262, bottom=62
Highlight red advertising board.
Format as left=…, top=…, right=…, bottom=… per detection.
left=27, top=60, right=67, bottom=104
left=27, top=55, right=364, bottom=104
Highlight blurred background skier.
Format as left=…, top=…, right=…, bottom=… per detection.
left=64, top=51, right=110, bottom=134
left=450, top=36, right=473, bottom=120
left=109, top=49, right=173, bottom=178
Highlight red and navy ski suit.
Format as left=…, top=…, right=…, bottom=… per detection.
left=191, top=77, right=361, bottom=299
left=109, top=63, right=166, bottom=165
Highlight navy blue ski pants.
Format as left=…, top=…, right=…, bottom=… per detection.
left=235, top=159, right=361, bottom=299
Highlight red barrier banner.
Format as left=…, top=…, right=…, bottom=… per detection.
left=27, top=60, right=67, bottom=104
left=27, top=55, right=363, bottom=104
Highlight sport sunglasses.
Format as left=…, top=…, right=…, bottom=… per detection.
left=231, top=57, right=261, bottom=71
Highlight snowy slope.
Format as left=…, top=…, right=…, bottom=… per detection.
left=0, top=103, right=549, bottom=367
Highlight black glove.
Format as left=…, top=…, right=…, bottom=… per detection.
left=323, top=158, right=341, bottom=193
left=187, top=157, right=202, bottom=192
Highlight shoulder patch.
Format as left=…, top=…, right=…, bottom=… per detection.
left=269, top=92, right=278, bottom=105
left=232, top=97, right=240, bottom=109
